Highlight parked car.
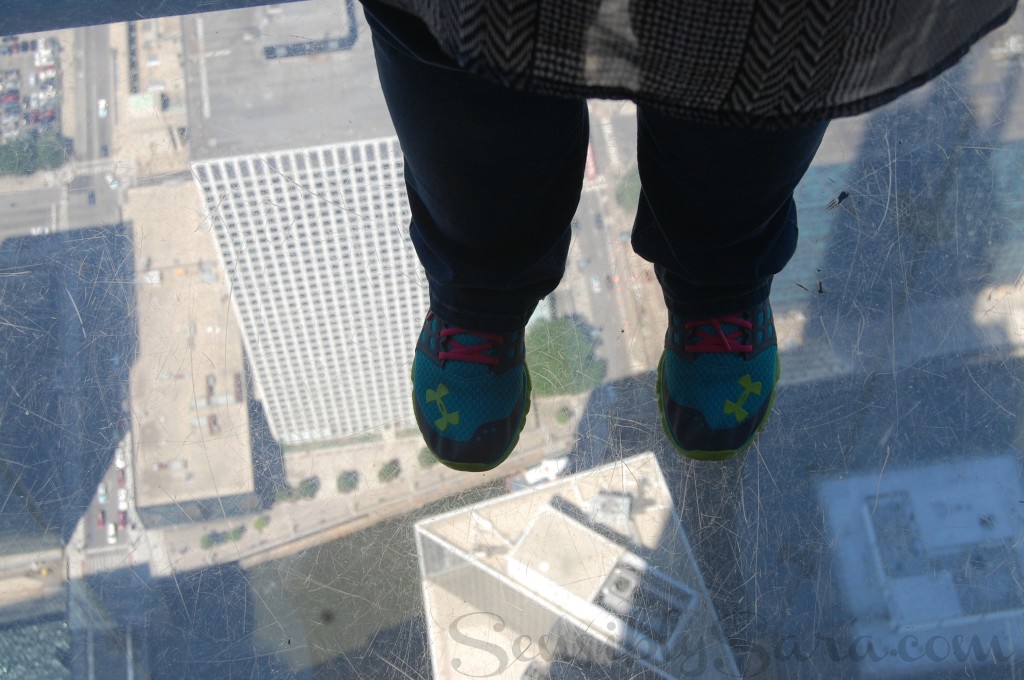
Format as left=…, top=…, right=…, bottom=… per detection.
left=97, top=482, right=107, bottom=504
left=106, top=523, right=117, bottom=545
left=117, top=488, right=128, bottom=511
left=97, top=98, right=107, bottom=118
left=96, top=510, right=106, bottom=528
left=505, top=456, right=569, bottom=493
left=117, top=511, right=128, bottom=529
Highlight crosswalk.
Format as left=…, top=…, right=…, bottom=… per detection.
left=83, top=546, right=135, bottom=575
left=72, top=158, right=117, bottom=175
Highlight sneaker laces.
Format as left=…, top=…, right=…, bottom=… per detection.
left=439, top=326, right=504, bottom=366
left=684, top=315, right=753, bottom=354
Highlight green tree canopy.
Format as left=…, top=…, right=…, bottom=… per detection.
left=616, top=165, right=641, bottom=213
left=418, top=447, right=439, bottom=468
left=0, top=132, right=70, bottom=175
left=526, top=317, right=606, bottom=396
left=296, top=476, right=321, bottom=499
left=337, top=470, right=360, bottom=493
left=378, top=459, right=401, bottom=483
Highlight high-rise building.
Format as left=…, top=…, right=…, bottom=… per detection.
left=415, top=452, right=738, bottom=679
left=193, top=140, right=427, bottom=443
left=186, top=0, right=428, bottom=444
left=819, top=452, right=1024, bottom=679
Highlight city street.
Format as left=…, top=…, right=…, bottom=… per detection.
left=0, top=187, right=59, bottom=235
left=73, top=25, right=114, bottom=162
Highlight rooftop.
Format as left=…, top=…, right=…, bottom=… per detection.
left=416, top=452, right=738, bottom=679
left=819, top=451, right=1024, bottom=676
left=183, top=0, right=393, bottom=160
left=125, top=181, right=254, bottom=507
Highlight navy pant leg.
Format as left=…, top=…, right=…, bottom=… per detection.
left=631, top=108, right=829, bottom=317
left=364, top=1, right=589, bottom=333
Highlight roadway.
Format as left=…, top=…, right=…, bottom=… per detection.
left=73, top=24, right=114, bottom=161
left=65, top=24, right=122, bottom=230
left=568, top=190, right=632, bottom=381
left=0, top=188, right=61, bottom=236
left=559, top=104, right=644, bottom=383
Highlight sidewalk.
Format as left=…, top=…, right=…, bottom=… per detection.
left=145, top=393, right=583, bottom=575
left=108, top=20, right=190, bottom=180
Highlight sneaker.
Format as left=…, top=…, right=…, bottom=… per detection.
left=657, top=300, right=778, bottom=460
left=411, top=311, right=531, bottom=471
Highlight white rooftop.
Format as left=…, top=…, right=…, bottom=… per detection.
left=415, top=452, right=738, bottom=679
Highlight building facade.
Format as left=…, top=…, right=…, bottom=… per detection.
left=193, top=138, right=429, bottom=445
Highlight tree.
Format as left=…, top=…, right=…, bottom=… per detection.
left=378, top=459, right=401, bottom=483
left=0, top=137, right=35, bottom=175
left=253, top=515, right=270, bottom=532
left=418, top=446, right=439, bottom=468
left=337, top=470, right=359, bottom=493
left=35, top=132, right=69, bottom=170
left=274, top=485, right=294, bottom=503
left=0, top=132, right=70, bottom=176
left=296, top=476, right=320, bottom=499
left=616, top=165, right=641, bottom=213
left=526, top=317, right=606, bottom=396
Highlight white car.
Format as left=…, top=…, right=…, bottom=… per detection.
left=506, top=456, right=570, bottom=493
left=106, top=522, right=117, bottom=545
left=117, top=487, right=129, bottom=511
left=97, top=98, right=107, bottom=118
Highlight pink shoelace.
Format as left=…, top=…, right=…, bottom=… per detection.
left=439, top=327, right=504, bottom=365
left=683, top=315, right=753, bottom=353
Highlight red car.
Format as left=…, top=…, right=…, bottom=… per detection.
left=97, top=510, right=106, bottom=528
left=118, top=511, right=128, bottom=529
left=117, top=469, right=126, bottom=487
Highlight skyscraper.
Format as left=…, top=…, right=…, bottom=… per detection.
left=186, top=0, right=428, bottom=445
left=194, top=139, right=427, bottom=443
left=415, top=452, right=739, bottom=679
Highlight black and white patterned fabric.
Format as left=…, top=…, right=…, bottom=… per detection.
left=370, top=0, right=1018, bottom=128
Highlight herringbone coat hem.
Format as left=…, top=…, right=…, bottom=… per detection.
left=368, top=0, right=1018, bottom=128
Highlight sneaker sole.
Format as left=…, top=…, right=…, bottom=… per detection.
left=412, top=366, right=532, bottom=473
left=656, top=354, right=780, bottom=461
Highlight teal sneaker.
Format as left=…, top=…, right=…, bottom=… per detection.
left=657, top=301, right=779, bottom=460
left=412, top=311, right=531, bottom=471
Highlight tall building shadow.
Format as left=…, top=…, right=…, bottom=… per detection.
left=0, top=223, right=137, bottom=550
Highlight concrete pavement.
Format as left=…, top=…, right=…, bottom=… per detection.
left=143, top=392, right=583, bottom=576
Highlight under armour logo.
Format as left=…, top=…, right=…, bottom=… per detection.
left=724, top=374, right=762, bottom=423
left=426, top=383, right=460, bottom=431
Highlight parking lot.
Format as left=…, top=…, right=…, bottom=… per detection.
left=0, top=34, right=64, bottom=152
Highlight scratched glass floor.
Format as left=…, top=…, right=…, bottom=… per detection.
left=1, top=1, right=1023, bottom=679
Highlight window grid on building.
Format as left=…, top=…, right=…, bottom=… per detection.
left=194, top=138, right=429, bottom=444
